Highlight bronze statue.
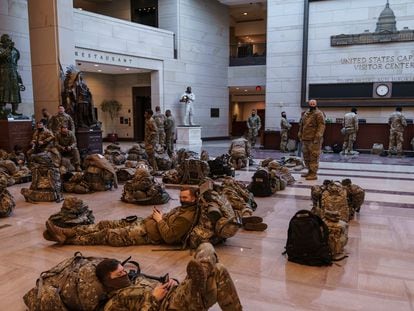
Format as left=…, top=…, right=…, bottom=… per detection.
left=61, top=65, right=96, bottom=129
left=0, top=34, right=25, bottom=117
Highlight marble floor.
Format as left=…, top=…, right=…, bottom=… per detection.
left=1, top=140, right=414, bottom=311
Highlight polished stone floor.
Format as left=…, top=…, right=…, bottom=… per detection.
left=1, top=140, right=414, bottom=310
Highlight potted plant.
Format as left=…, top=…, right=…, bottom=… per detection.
left=100, top=99, right=122, bottom=142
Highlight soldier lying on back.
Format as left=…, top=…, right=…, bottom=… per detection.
left=100, top=243, right=242, bottom=311
left=44, top=187, right=198, bottom=246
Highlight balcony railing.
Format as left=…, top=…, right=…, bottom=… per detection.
left=229, top=43, right=266, bottom=66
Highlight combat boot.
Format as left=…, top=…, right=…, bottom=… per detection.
left=45, top=220, right=75, bottom=244
left=243, top=222, right=268, bottom=231
left=241, top=216, right=263, bottom=226
left=305, top=173, right=317, bottom=180
left=186, top=259, right=207, bottom=296
left=301, top=171, right=309, bottom=177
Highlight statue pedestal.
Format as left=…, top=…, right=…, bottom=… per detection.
left=0, top=120, right=33, bottom=152
left=76, top=128, right=103, bottom=156
left=176, top=126, right=202, bottom=153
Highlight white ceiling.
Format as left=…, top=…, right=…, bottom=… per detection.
left=76, top=61, right=151, bottom=75
left=229, top=2, right=266, bottom=23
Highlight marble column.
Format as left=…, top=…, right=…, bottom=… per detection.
left=27, top=0, right=75, bottom=119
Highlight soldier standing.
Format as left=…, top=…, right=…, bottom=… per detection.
left=341, top=107, right=359, bottom=155
left=164, top=109, right=175, bottom=156
left=153, top=106, right=166, bottom=146
left=246, top=109, right=261, bottom=148
left=55, top=124, right=82, bottom=171
left=144, top=109, right=159, bottom=171
left=280, top=111, right=292, bottom=152
left=49, top=105, right=75, bottom=134
left=388, top=106, right=407, bottom=156
left=298, top=99, right=325, bottom=180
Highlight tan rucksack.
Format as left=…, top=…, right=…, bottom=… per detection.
left=23, top=252, right=107, bottom=311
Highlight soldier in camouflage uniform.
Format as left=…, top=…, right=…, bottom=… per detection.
left=48, top=105, right=76, bottom=134
left=100, top=242, right=242, bottom=311
left=154, top=106, right=166, bottom=146
left=322, top=210, right=348, bottom=259
left=298, top=99, right=325, bottom=180
left=26, top=121, right=55, bottom=160
left=388, top=106, right=407, bottom=156
left=0, top=173, right=15, bottom=217
left=280, top=111, right=292, bottom=152
left=246, top=109, right=261, bottom=148
left=229, top=137, right=251, bottom=169
left=55, top=124, right=81, bottom=171
left=44, top=188, right=197, bottom=246
left=341, top=107, right=359, bottom=155
left=145, top=109, right=159, bottom=171
left=164, top=109, right=175, bottom=156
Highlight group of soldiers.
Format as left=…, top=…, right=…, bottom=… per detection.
left=280, top=99, right=410, bottom=180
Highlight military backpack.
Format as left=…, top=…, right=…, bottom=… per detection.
left=208, top=154, right=234, bottom=178
left=248, top=168, right=277, bottom=197
left=284, top=210, right=332, bottom=266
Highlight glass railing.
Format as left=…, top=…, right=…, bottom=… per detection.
left=229, top=43, right=266, bottom=66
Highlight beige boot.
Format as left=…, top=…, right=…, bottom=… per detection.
left=305, top=173, right=317, bottom=180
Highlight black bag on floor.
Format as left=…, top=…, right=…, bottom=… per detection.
left=208, top=154, right=234, bottom=178
left=284, top=210, right=332, bottom=266
left=248, top=168, right=273, bottom=197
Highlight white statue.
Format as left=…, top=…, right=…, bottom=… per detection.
left=180, top=86, right=195, bottom=126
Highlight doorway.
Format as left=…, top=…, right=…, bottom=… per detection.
left=132, top=87, right=151, bottom=142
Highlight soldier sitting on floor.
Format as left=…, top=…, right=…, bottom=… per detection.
left=44, top=187, right=198, bottom=246
left=101, top=243, right=242, bottom=311
left=0, top=173, right=15, bottom=217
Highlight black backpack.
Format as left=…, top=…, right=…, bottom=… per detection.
left=208, top=154, right=234, bottom=178
left=284, top=210, right=332, bottom=266
left=248, top=168, right=273, bottom=197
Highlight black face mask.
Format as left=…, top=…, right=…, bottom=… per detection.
left=309, top=107, right=316, bottom=111
left=282, top=115, right=286, bottom=118
left=180, top=200, right=195, bottom=207
left=37, top=127, right=44, bottom=131
left=104, top=274, right=131, bottom=292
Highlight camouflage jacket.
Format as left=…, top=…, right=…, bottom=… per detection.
left=280, top=117, right=291, bottom=131
left=247, top=115, right=261, bottom=131
left=298, top=108, right=325, bottom=141
left=343, top=112, right=358, bottom=132
left=31, top=129, right=55, bottom=151
left=388, top=111, right=407, bottom=132
left=145, top=204, right=197, bottom=244
left=145, top=117, right=158, bottom=145
left=49, top=112, right=75, bottom=134
left=164, top=116, right=175, bottom=134
left=153, top=112, right=166, bottom=130
left=104, top=277, right=160, bottom=311
left=55, top=131, right=77, bottom=151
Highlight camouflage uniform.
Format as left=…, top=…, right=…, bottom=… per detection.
left=388, top=111, right=407, bottom=155
left=104, top=243, right=242, bottom=311
left=322, top=210, right=348, bottom=259
left=298, top=108, right=325, bottom=178
left=229, top=137, right=250, bottom=169
left=342, top=112, right=358, bottom=154
left=145, top=116, right=159, bottom=170
left=55, top=131, right=81, bottom=168
left=48, top=112, right=75, bottom=134
left=0, top=173, right=15, bottom=217
left=154, top=111, right=166, bottom=146
left=164, top=115, right=175, bottom=156
left=27, top=128, right=55, bottom=159
left=246, top=114, right=261, bottom=147
left=46, top=203, right=196, bottom=246
left=280, top=117, right=292, bottom=152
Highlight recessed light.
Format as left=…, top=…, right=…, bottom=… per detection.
left=244, top=89, right=248, bottom=92
left=125, top=68, right=130, bottom=71
left=97, top=69, right=102, bottom=72
left=94, top=64, right=99, bottom=67
left=78, top=8, right=83, bottom=10
left=236, top=87, right=239, bottom=90
left=243, top=12, right=248, bottom=15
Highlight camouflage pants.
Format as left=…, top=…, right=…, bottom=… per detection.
left=65, top=218, right=153, bottom=246
left=145, top=142, right=159, bottom=170
left=302, top=140, right=322, bottom=174
left=342, top=131, right=356, bottom=152
left=248, top=128, right=258, bottom=147
left=61, top=148, right=81, bottom=166
left=163, top=263, right=242, bottom=311
left=158, top=129, right=166, bottom=146
left=165, top=131, right=174, bottom=156
left=280, top=130, right=288, bottom=152
left=388, top=130, right=404, bottom=154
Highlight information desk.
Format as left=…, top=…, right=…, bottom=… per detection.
left=264, top=123, right=414, bottom=151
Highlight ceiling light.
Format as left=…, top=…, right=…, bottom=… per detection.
left=97, top=69, right=102, bottom=72
left=78, top=8, right=83, bottom=11
left=244, top=89, right=248, bottom=92
left=243, top=12, right=248, bottom=15
left=236, top=87, right=239, bottom=90
left=94, top=64, right=99, bottom=67
left=125, top=68, right=130, bottom=71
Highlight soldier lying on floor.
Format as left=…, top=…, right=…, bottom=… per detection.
left=44, top=187, right=199, bottom=246
left=23, top=243, right=242, bottom=311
